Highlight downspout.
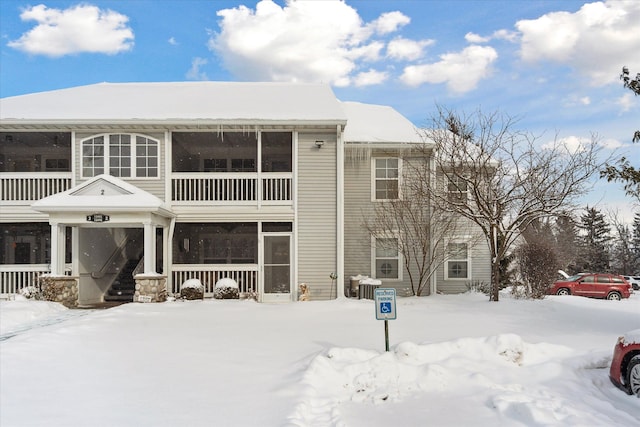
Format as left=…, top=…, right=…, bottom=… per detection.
left=336, top=124, right=345, bottom=299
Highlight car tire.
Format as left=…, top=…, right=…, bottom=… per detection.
left=626, top=356, right=640, bottom=397
left=607, top=291, right=622, bottom=301
left=556, top=288, right=570, bottom=296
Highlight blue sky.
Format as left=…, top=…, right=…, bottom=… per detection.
left=1, top=0, right=638, bottom=221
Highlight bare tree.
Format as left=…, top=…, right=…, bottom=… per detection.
left=363, top=154, right=472, bottom=296
left=423, top=107, right=606, bottom=301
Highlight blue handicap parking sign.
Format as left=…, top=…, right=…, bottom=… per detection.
left=380, top=302, right=392, bottom=313
left=374, top=288, right=396, bottom=320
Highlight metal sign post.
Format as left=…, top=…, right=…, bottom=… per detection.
left=374, top=288, right=397, bottom=351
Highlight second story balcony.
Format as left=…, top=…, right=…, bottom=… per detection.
left=171, top=172, right=292, bottom=206
left=0, top=172, right=72, bottom=205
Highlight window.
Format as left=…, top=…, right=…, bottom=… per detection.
left=81, top=134, right=159, bottom=178
left=373, top=235, right=401, bottom=280
left=373, top=158, right=400, bottom=200
left=172, top=132, right=257, bottom=172
left=445, top=242, right=469, bottom=280
left=261, top=132, right=292, bottom=172
left=173, top=223, right=257, bottom=264
left=0, top=132, right=71, bottom=173
left=446, top=174, right=468, bottom=202
left=0, top=223, right=71, bottom=264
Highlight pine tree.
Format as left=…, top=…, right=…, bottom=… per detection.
left=577, top=207, right=611, bottom=272
left=553, top=213, right=580, bottom=274
left=631, top=212, right=640, bottom=273
left=610, top=223, right=634, bottom=274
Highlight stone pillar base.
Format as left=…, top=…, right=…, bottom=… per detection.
left=134, top=275, right=167, bottom=303
left=39, top=275, right=79, bottom=308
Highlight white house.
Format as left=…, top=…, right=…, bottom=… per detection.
left=0, top=82, right=490, bottom=306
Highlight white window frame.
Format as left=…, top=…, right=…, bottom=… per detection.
left=444, top=238, right=471, bottom=280
left=81, top=133, right=159, bottom=179
left=446, top=173, right=469, bottom=202
left=371, top=232, right=402, bottom=281
left=371, top=157, right=401, bottom=201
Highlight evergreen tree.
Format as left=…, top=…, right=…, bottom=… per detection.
left=577, top=207, right=611, bottom=272
left=553, top=213, right=580, bottom=274
left=631, top=212, right=640, bottom=273
left=610, top=223, right=634, bottom=274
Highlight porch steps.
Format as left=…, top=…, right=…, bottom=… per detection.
left=104, top=259, right=138, bottom=303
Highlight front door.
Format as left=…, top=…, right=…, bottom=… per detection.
left=261, top=234, right=292, bottom=302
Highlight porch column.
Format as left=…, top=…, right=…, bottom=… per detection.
left=50, top=222, right=66, bottom=275
left=143, top=221, right=156, bottom=274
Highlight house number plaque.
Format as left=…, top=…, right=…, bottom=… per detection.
left=86, top=214, right=110, bottom=222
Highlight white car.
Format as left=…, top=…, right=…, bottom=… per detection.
left=623, top=276, right=640, bottom=291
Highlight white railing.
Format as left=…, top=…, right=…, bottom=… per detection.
left=0, top=264, right=72, bottom=296
left=171, top=264, right=258, bottom=296
left=172, top=173, right=291, bottom=205
left=0, top=173, right=72, bottom=203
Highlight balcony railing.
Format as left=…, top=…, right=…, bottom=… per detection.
left=0, top=173, right=72, bottom=204
left=172, top=173, right=291, bottom=206
left=0, top=264, right=72, bottom=296
left=171, top=264, right=258, bottom=296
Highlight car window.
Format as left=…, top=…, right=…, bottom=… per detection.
left=580, top=275, right=595, bottom=283
left=596, top=275, right=611, bottom=283
left=612, top=276, right=624, bottom=284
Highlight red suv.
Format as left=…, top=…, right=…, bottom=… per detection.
left=547, top=273, right=632, bottom=300
left=609, top=329, right=640, bottom=396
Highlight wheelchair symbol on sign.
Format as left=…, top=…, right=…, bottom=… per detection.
left=380, top=302, right=392, bottom=313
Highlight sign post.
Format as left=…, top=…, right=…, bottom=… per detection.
left=374, top=288, right=396, bottom=351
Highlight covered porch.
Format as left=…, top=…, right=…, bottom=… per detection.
left=31, top=175, right=174, bottom=306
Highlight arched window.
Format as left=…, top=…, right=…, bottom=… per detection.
left=81, top=134, right=159, bottom=178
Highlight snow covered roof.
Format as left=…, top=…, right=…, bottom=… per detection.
left=0, top=82, right=347, bottom=125
left=341, top=101, right=424, bottom=144
left=31, top=174, right=173, bottom=217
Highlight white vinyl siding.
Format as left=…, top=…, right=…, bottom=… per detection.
left=297, top=132, right=337, bottom=300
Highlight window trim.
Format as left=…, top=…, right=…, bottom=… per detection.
left=80, top=133, right=160, bottom=179
left=371, top=157, right=402, bottom=202
left=444, top=238, right=472, bottom=281
left=445, top=172, right=469, bottom=202
left=371, top=232, right=403, bottom=281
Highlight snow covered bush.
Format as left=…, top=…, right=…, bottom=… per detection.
left=180, top=279, right=204, bottom=300
left=465, top=280, right=491, bottom=295
left=213, top=278, right=239, bottom=299
left=20, top=285, right=42, bottom=300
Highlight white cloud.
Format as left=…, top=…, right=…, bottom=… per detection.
left=465, top=32, right=489, bottom=44
left=186, top=57, right=209, bottom=81
left=386, top=37, right=433, bottom=61
left=367, top=11, right=410, bottom=35
left=7, top=4, right=134, bottom=57
left=400, top=45, right=498, bottom=93
left=208, top=0, right=415, bottom=86
left=580, top=96, right=591, bottom=106
left=465, top=29, right=517, bottom=44
left=542, top=135, right=590, bottom=154
left=515, top=0, right=640, bottom=86
left=617, top=93, right=635, bottom=112
left=599, top=137, right=623, bottom=150
left=353, top=69, right=389, bottom=87
left=168, top=37, right=178, bottom=46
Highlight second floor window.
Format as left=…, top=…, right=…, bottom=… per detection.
left=446, top=174, right=468, bottom=202
left=373, top=158, right=400, bottom=200
left=82, top=134, right=159, bottom=178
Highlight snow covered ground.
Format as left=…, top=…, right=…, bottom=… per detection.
left=1, top=291, right=639, bottom=427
